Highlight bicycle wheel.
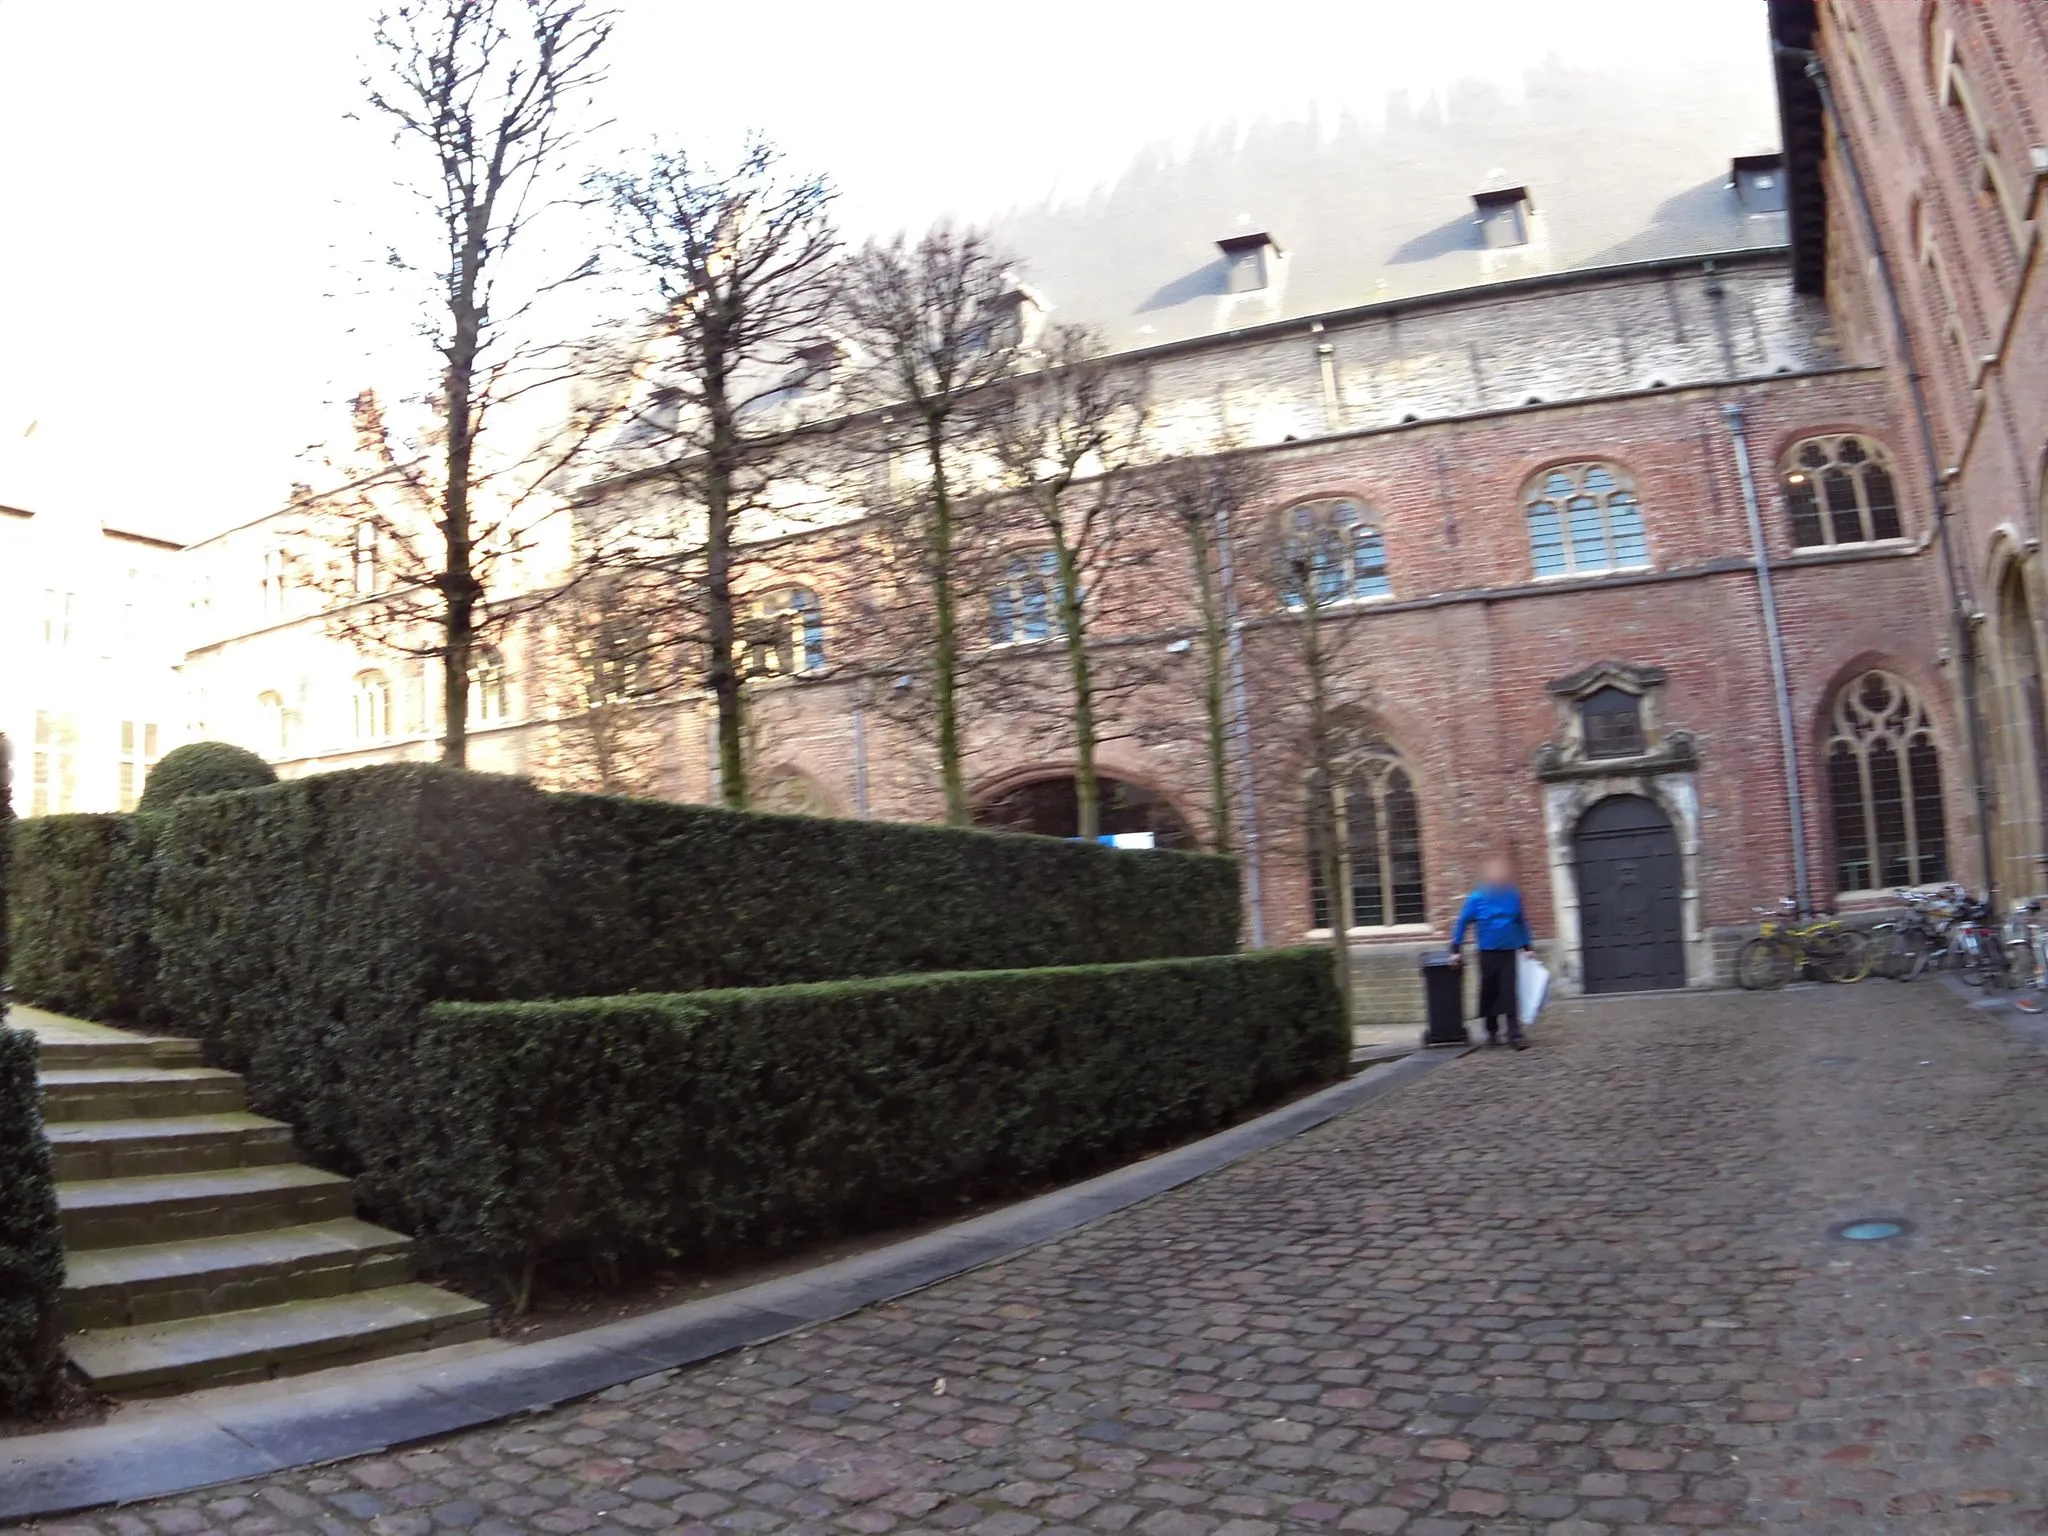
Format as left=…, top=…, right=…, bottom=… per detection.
left=1872, top=924, right=1928, bottom=980
left=2015, top=984, right=2047, bottom=1014
left=1813, top=930, right=1871, bottom=984
left=1736, top=936, right=1796, bottom=990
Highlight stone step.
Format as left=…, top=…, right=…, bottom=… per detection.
left=34, top=1036, right=205, bottom=1072
left=45, top=1113, right=296, bottom=1182
left=58, top=1164, right=354, bottom=1251
left=39, top=1066, right=245, bottom=1123
left=65, top=1283, right=494, bottom=1396
left=61, top=1219, right=416, bottom=1331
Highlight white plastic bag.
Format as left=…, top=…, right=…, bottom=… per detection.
left=1517, top=951, right=1550, bottom=1028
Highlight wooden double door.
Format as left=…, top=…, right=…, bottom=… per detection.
left=1574, top=794, right=1686, bottom=994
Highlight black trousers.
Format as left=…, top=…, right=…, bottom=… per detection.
left=1477, top=948, right=1521, bottom=1039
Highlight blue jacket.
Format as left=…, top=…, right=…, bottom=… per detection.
left=1451, top=885, right=1532, bottom=952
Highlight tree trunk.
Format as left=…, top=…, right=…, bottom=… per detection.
left=1300, top=594, right=1354, bottom=1026
left=439, top=204, right=488, bottom=768
left=925, top=419, right=968, bottom=826
left=1054, top=530, right=1100, bottom=842
left=1186, top=516, right=1232, bottom=854
left=703, top=353, right=746, bottom=809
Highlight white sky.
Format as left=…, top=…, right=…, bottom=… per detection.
left=0, top=0, right=1771, bottom=542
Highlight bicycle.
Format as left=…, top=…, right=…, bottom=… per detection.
left=2003, top=899, right=2046, bottom=1013
left=1868, top=885, right=1957, bottom=980
left=1942, top=892, right=2013, bottom=989
left=1736, top=899, right=1871, bottom=989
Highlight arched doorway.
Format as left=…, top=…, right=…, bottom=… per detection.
left=1573, top=794, right=1686, bottom=993
left=973, top=775, right=1195, bottom=849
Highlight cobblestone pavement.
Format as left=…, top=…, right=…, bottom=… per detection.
left=27, top=984, right=2048, bottom=1536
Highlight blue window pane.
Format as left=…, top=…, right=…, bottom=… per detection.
left=1544, top=472, right=1574, bottom=499
left=1582, top=465, right=1616, bottom=497
left=1608, top=492, right=1647, bottom=566
left=1353, top=527, right=1390, bottom=597
left=1567, top=495, right=1608, bottom=571
left=1529, top=504, right=1565, bottom=575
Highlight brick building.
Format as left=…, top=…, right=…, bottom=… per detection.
left=164, top=12, right=2043, bottom=1011
left=1770, top=0, right=2048, bottom=909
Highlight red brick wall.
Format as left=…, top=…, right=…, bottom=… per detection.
left=1814, top=0, right=2048, bottom=900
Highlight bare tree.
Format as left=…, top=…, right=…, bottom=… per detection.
left=835, top=227, right=1022, bottom=825
left=345, top=0, right=617, bottom=767
left=986, top=325, right=1148, bottom=841
left=1267, top=498, right=1394, bottom=1027
left=588, top=140, right=840, bottom=808
left=1144, top=449, right=1270, bottom=855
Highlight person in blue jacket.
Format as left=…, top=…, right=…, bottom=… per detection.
left=1450, top=853, right=1536, bottom=1049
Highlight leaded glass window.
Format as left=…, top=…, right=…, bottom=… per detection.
left=1525, top=463, right=1649, bottom=577
left=1308, top=751, right=1427, bottom=930
left=1785, top=435, right=1902, bottom=548
left=1280, top=499, right=1392, bottom=609
left=1827, top=669, right=1947, bottom=891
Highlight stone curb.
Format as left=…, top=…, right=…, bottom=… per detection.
left=0, top=1048, right=1462, bottom=1523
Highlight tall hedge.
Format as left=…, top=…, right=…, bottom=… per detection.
left=7, top=813, right=163, bottom=1023
left=390, top=948, right=1344, bottom=1296
left=0, top=1028, right=65, bottom=1416
left=1, top=736, right=67, bottom=1417
left=138, top=765, right=1238, bottom=1169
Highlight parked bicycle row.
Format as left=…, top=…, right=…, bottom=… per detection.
left=1737, top=886, right=2048, bottom=1014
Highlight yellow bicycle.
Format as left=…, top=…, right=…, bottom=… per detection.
left=1736, top=901, right=1870, bottom=988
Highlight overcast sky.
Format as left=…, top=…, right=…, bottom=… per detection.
left=0, top=0, right=1773, bottom=541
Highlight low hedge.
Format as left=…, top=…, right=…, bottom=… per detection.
left=387, top=947, right=1345, bottom=1297
left=7, top=813, right=162, bottom=1025
left=136, top=765, right=1238, bottom=1169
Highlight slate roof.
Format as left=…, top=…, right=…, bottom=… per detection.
left=986, top=55, right=1787, bottom=355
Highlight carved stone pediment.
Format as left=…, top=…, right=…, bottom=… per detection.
left=1546, top=660, right=1669, bottom=701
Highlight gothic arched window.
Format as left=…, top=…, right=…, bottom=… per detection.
left=1826, top=669, right=1948, bottom=892
left=1525, top=462, right=1649, bottom=577
left=1308, top=748, right=1426, bottom=930
left=1784, top=435, right=1902, bottom=548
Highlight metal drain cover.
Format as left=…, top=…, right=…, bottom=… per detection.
left=1832, top=1218, right=1911, bottom=1242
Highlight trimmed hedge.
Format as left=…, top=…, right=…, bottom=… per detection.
left=136, top=740, right=277, bottom=811
left=7, top=814, right=163, bottom=1024
left=1, top=737, right=66, bottom=1416
left=137, top=765, right=1238, bottom=1170
left=390, top=948, right=1344, bottom=1294
left=0, top=1028, right=65, bottom=1416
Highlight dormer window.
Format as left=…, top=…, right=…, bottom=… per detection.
left=1217, top=232, right=1280, bottom=293
left=1473, top=186, right=1533, bottom=248
left=1582, top=687, right=1645, bottom=759
left=1732, top=153, right=1786, bottom=213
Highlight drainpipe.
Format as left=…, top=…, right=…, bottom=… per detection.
left=1214, top=504, right=1267, bottom=947
left=1786, top=48, right=1998, bottom=904
left=1724, top=400, right=1814, bottom=915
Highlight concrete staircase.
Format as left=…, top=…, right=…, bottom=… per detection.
left=20, top=1008, right=490, bottom=1397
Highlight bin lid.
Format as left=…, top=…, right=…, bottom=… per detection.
left=1418, top=950, right=1458, bottom=969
